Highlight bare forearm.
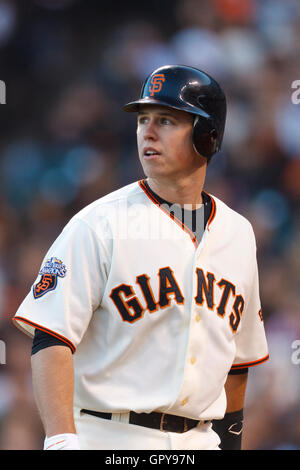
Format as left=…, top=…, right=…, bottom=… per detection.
left=212, top=373, right=248, bottom=449
left=225, top=372, right=248, bottom=413
left=31, top=345, right=76, bottom=437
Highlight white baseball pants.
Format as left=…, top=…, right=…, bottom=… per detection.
left=73, top=407, right=221, bottom=450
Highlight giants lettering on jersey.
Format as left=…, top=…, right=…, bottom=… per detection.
left=109, top=267, right=244, bottom=332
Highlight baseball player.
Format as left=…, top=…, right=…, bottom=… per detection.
left=12, top=65, right=269, bottom=450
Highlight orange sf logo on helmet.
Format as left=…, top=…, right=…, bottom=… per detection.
left=149, top=74, right=165, bottom=97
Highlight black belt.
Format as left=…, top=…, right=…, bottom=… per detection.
left=81, top=409, right=202, bottom=433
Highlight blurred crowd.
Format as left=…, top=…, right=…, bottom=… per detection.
left=0, top=0, right=299, bottom=450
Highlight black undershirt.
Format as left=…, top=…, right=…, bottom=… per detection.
left=143, top=179, right=212, bottom=246
left=31, top=181, right=248, bottom=375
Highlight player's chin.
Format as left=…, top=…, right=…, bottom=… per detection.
left=140, top=158, right=165, bottom=174
left=141, top=163, right=169, bottom=179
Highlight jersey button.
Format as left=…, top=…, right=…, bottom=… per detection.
left=195, top=313, right=201, bottom=322
left=190, top=356, right=196, bottom=365
left=181, top=397, right=188, bottom=406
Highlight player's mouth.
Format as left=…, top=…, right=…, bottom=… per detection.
left=143, top=147, right=161, bottom=159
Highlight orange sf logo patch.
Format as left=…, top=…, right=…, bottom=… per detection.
left=33, top=274, right=57, bottom=298
left=149, top=74, right=165, bottom=97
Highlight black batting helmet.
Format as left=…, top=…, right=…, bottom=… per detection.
left=123, top=64, right=227, bottom=160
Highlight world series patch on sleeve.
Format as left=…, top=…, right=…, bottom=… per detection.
left=33, top=257, right=67, bottom=298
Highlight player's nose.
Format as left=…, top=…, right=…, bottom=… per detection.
left=143, top=120, right=158, bottom=141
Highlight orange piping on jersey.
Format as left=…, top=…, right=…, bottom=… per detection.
left=138, top=180, right=198, bottom=249
left=12, top=316, right=76, bottom=354
left=202, top=191, right=216, bottom=230
left=230, top=354, right=269, bottom=370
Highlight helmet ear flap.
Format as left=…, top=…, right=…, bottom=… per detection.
left=192, top=116, right=218, bottom=159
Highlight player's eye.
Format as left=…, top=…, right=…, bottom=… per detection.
left=137, top=115, right=148, bottom=125
left=160, top=117, right=173, bottom=125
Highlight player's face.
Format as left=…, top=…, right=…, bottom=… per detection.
left=136, top=105, right=205, bottom=181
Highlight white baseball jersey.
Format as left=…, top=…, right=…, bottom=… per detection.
left=13, top=180, right=269, bottom=421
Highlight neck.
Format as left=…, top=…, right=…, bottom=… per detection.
left=146, top=169, right=206, bottom=209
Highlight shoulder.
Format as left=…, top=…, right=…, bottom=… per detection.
left=71, top=181, right=145, bottom=223
left=211, top=194, right=256, bottom=245
left=52, top=181, right=147, bottom=244
left=47, top=182, right=145, bottom=251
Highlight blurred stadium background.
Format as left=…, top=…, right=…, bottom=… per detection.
left=0, top=0, right=299, bottom=450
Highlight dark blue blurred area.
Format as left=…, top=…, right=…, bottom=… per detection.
left=0, top=0, right=299, bottom=450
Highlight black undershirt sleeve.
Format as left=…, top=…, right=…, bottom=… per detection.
left=228, top=368, right=249, bottom=375
left=31, top=328, right=73, bottom=355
